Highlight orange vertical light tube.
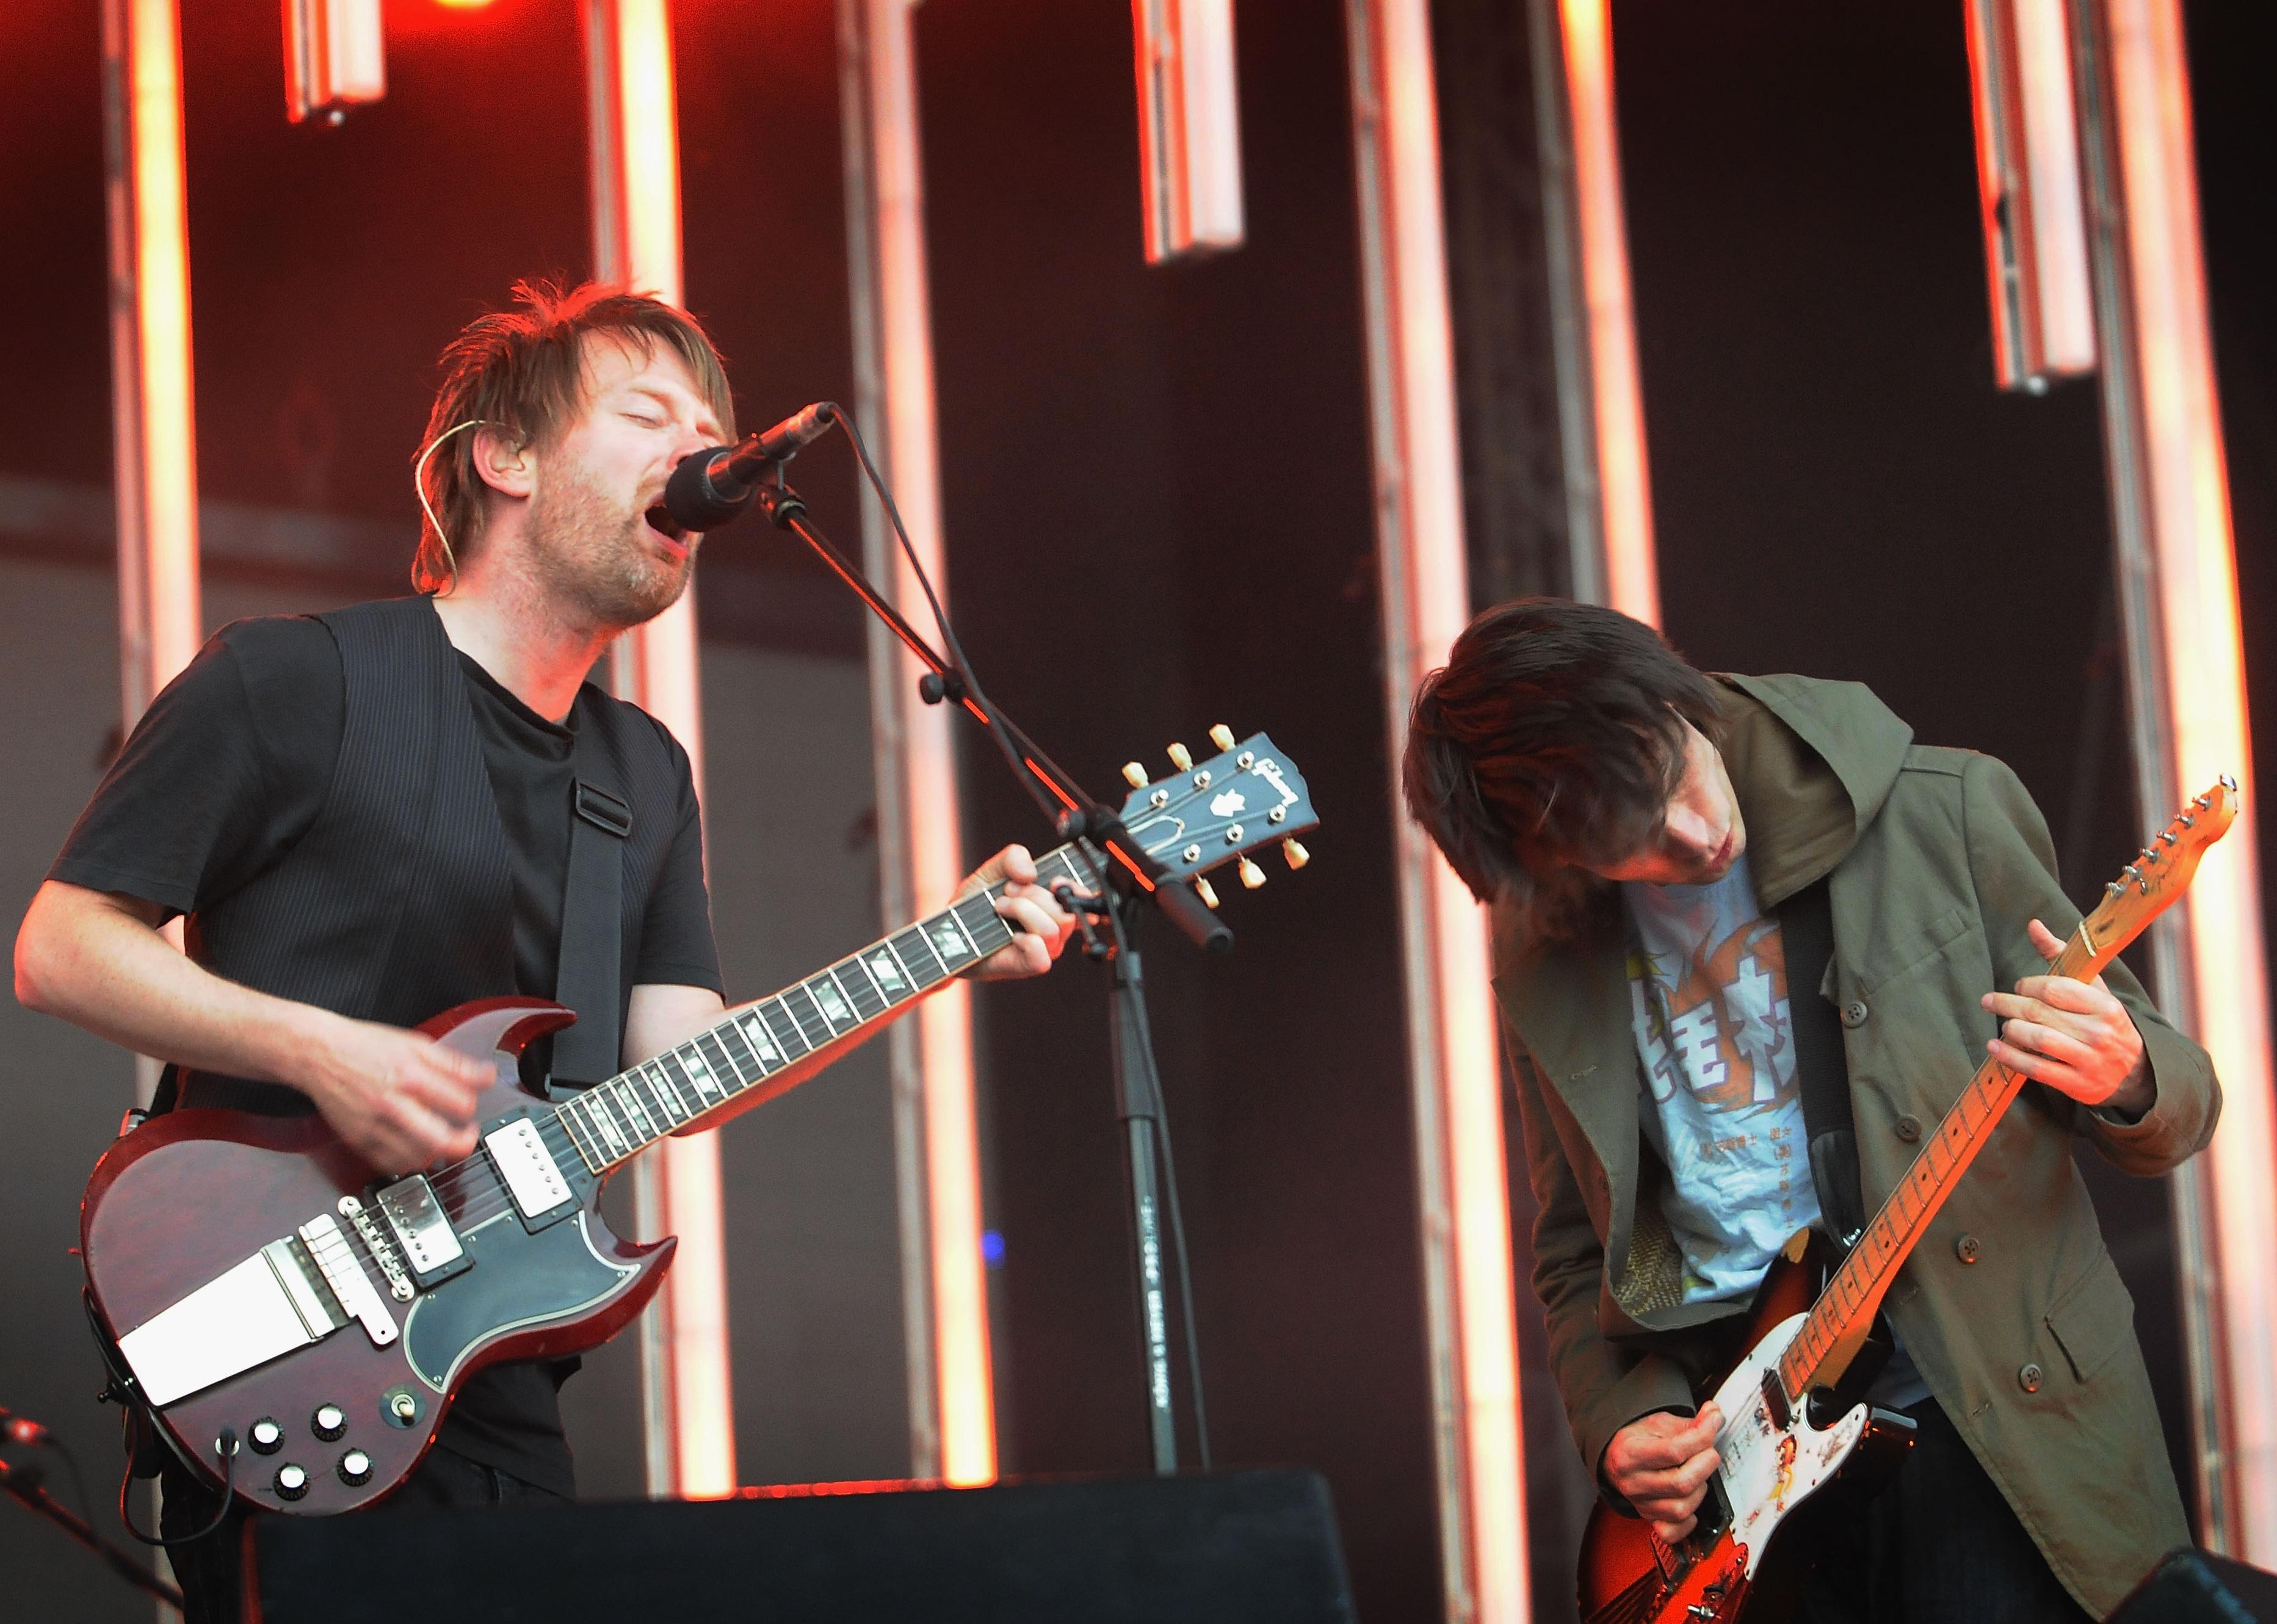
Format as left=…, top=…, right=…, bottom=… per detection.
left=1348, top=2, right=1531, bottom=1619
left=104, top=0, right=203, bottom=720
left=2097, top=0, right=2277, bottom=1560
left=1131, top=0, right=1245, bottom=263
left=1557, top=0, right=1657, bottom=628
left=584, top=0, right=737, bottom=1501
left=2010, top=0, right=2094, bottom=369
left=103, top=0, right=204, bottom=1116
left=1963, top=0, right=2096, bottom=388
left=850, top=0, right=995, bottom=1488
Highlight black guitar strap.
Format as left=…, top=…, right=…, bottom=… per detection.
left=1776, top=877, right=1866, bottom=1251
left=547, top=731, right=634, bottom=1093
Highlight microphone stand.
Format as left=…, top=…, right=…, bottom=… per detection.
left=0, top=1455, right=184, bottom=1609
left=746, top=475, right=1209, bottom=1472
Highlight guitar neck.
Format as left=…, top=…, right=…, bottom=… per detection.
left=1776, top=894, right=2143, bottom=1402
left=549, top=841, right=1101, bottom=1172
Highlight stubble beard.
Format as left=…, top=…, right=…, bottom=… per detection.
left=526, top=462, right=692, bottom=633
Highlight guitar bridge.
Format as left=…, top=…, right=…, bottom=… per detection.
left=373, top=1175, right=471, bottom=1291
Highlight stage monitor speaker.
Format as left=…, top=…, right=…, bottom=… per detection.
left=2109, top=1546, right=2277, bottom=1623
left=249, top=1467, right=1355, bottom=1624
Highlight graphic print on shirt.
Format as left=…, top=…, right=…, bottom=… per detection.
left=1624, top=853, right=1818, bottom=1304
left=1632, top=917, right=1792, bottom=1114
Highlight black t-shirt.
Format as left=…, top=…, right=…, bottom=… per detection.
left=50, top=614, right=724, bottom=1497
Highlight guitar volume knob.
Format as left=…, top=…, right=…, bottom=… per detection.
left=248, top=1418, right=283, bottom=1455
left=312, top=1404, right=346, bottom=1441
left=273, top=1463, right=310, bottom=1501
left=337, top=1449, right=373, bottom=1487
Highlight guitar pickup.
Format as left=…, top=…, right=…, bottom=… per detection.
left=373, top=1175, right=472, bottom=1290
left=483, top=1117, right=577, bottom=1230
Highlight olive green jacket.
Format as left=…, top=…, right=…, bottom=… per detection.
left=1491, top=673, right=2218, bottom=1619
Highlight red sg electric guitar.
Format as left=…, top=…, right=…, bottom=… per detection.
left=81, top=733, right=1316, bottom=1514
left=1577, top=778, right=2236, bottom=1624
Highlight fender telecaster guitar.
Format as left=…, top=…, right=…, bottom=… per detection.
left=81, top=732, right=1315, bottom=1514
left=1578, top=778, right=2237, bottom=1624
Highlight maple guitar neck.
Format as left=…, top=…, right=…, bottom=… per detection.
left=549, top=842, right=1102, bottom=1173
left=1776, top=780, right=2237, bottom=1405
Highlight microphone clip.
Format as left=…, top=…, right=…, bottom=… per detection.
left=918, top=670, right=969, bottom=708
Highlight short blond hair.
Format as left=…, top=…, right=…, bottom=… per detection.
left=411, top=280, right=736, bottom=593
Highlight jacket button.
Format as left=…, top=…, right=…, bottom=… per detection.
left=1895, top=1115, right=1922, bottom=1143
left=1955, top=1234, right=1981, bottom=1264
left=1842, top=999, right=1870, bottom=1028
left=2018, top=1362, right=2044, bottom=1394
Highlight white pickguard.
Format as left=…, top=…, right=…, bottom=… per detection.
left=1707, top=1312, right=1871, bottom=1577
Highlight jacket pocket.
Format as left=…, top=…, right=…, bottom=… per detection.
left=1856, top=904, right=1974, bottom=996
left=2045, top=1252, right=2135, bottom=1383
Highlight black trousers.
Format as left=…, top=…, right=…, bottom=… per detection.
left=158, top=1445, right=572, bottom=1624
left=1779, top=1399, right=2095, bottom=1624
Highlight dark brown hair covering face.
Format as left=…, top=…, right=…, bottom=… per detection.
left=1402, top=598, right=1723, bottom=939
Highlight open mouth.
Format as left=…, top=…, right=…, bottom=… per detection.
left=644, top=506, right=691, bottom=552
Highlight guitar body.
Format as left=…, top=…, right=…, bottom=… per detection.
left=1577, top=1244, right=1915, bottom=1624
left=81, top=998, right=673, bottom=1515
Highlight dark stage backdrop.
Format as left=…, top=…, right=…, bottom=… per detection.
left=908, top=4, right=1444, bottom=1621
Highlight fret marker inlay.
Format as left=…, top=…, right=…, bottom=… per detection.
left=737, top=1013, right=780, bottom=1065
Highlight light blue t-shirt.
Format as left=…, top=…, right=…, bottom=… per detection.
left=1622, top=853, right=1818, bottom=1304
left=1623, top=853, right=1931, bottom=1409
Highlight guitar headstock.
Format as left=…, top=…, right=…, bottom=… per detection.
left=1112, top=727, right=1319, bottom=909
left=2078, top=777, right=2239, bottom=962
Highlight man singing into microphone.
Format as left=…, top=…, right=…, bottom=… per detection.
left=14, top=281, right=1079, bottom=1621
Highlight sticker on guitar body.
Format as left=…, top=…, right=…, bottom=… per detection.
left=1710, top=1311, right=1872, bottom=1575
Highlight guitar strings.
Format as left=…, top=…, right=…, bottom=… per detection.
left=347, top=857, right=1084, bottom=1243
left=375, top=854, right=1073, bottom=1239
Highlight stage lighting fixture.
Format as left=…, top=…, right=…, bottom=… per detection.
left=284, top=0, right=386, bottom=125
left=584, top=0, right=737, bottom=1504
left=839, top=0, right=999, bottom=1492
left=2074, top=0, right=2277, bottom=1561
left=1545, top=0, right=1658, bottom=625
left=1132, top=0, right=1245, bottom=263
left=1347, top=2, right=1532, bottom=1618
left=1963, top=0, right=2094, bottom=390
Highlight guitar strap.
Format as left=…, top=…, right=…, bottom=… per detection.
left=1775, top=877, right=1866, bottom=1252
left=546, top=727, right=634, bottom=1093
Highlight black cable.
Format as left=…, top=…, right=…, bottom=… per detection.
left=831, top=410, right=1214, bottom=1471
left=831, top=410, right=1070, bottom=836
left=117, top=1426, right=235, bottom=1547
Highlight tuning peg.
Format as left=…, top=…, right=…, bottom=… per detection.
left=1194, top=875, right=1220, bottom=910
left=1209, top=724, right=1236, bottom=752
left=1238, top=856, right=1265, bottom=890
left=1121, top=761, right=1149, bottom=789
left=1168, top=742, right=1193, bottom=772
left=1283, top=839, right=1309, bottom=871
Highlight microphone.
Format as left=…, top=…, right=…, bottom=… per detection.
left=664, top=402, right=839, bottom=532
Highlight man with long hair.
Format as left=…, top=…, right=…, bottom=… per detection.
left=1404, top=598, right=2216, bottom=1621
left=15, top=282, right=1077, bottom=1620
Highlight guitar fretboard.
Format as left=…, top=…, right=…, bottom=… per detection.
left=546, top=842, right=1100, bottom=1173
